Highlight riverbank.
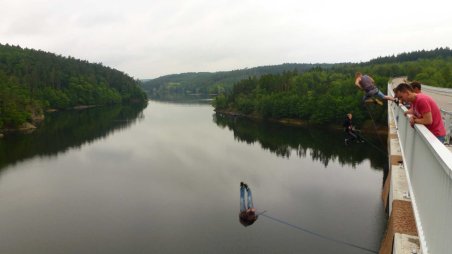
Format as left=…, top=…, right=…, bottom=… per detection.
left=215, top=109, right=388, bottom=135
left=1, top=114, right=43, bottom=135
left=0, top=105, right=99, bottom=137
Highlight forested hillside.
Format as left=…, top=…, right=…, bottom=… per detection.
left=367, top=47, right=452, bottom=65
left=0, top=44, right=147, bottom=129
left=142, top=63, right=333, bottom=97
left=214, top=48, right=452, bottom=126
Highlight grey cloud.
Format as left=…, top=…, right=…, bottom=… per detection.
left=0, top=0, right=451, bottom=78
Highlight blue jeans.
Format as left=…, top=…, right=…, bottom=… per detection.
left=437, top=136, right=445, bottom=143
left=362, top=88, right=385, bottom=103
left=240, top=186, right=254, bottom=212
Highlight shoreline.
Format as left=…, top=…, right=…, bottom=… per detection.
left=215, top=109, right=388, bottom=135
left=0, top=105, right=100, bottom=137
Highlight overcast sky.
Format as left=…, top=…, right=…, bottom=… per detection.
left=1, top=0, right=451, bottom=79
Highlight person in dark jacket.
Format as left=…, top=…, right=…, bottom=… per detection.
left=343, top=113, right=364, bottom=144
left=355, top=72, right=394, bottom=105
left=239, top=182, right=258, bottom=227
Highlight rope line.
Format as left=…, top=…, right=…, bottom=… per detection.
left=359, top=135, right=388, bottom=156
left=364, top=103, right=386, bottom=148
left=260, top=213, right=378, bottom=254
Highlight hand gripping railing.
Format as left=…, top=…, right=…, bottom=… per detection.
left=389, top=83, right=452, bottom=254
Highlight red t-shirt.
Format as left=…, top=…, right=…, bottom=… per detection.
left=412, top=93, right=446, bottom=137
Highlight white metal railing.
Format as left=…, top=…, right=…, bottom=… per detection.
left=440, top=109, right=452, bottom=144
left=389, top=83, right=452, bottom=254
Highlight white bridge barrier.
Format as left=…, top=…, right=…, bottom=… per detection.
left=440, top=109, right=452, bottom=144
left=389, top=83, right=452, bottom=254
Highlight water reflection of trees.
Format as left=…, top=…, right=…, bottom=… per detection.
left=214, top=113, right=386, bottom=169
left=0, top=104, right=147, bottom=170
left=149, top=94, right=213, bottom=105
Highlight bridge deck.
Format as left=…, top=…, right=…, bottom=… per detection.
left=422, top=86, right=452, bottom=112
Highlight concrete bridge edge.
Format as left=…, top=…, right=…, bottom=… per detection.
left=379, top=85, right=421, bottom=254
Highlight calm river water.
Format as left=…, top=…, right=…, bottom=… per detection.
left=0, top=100, right=387, bottom=254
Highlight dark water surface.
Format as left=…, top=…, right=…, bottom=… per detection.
left=0, top=101, right=387, bottom=254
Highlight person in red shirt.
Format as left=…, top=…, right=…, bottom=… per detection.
left=394, top=83, right=446, bottom=143
left=399, top=81, right=422, bottom=109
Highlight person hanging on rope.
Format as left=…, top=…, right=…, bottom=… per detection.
left=239, top=182, right=258, bottom=227
left=393, top=83, right=446, bottom=143
left=343, top=113, right=364, bottom=145
left=354, top=72, right=395, bottom=106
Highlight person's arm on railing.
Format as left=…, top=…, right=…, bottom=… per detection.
left=409, top=112, right=433, bottom=127
left=404, top=108, right=414, bottom=116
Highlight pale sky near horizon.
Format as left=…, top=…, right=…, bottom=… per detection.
left=1, top=0, right=451, bottom=79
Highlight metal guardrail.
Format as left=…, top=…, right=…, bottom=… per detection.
left=440, top=109, right=452, bottom=145
left=389, top=83, right=452, bottom=254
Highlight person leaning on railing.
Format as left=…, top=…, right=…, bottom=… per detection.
left=393, top=83, right=447, bottom=143
left=395, top=81, right=422, bottom=109
left=410, top=81, right=422, bottom=94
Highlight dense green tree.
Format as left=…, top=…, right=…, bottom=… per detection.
left=144, top=47, right=452, bottom=99
left=0, top=44, right=147, bottom=129
left=142, top=64, right=332, bottom=98
left=214, top=48, right=452, bottom=126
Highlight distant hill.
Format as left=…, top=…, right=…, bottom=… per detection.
left=0, top=44, right=147, bottom=130
left=143, top=47, right=452, bottom=98
left=142, top=63, right=334, bottom=96
left=367, top=47, right=452, bottom=65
